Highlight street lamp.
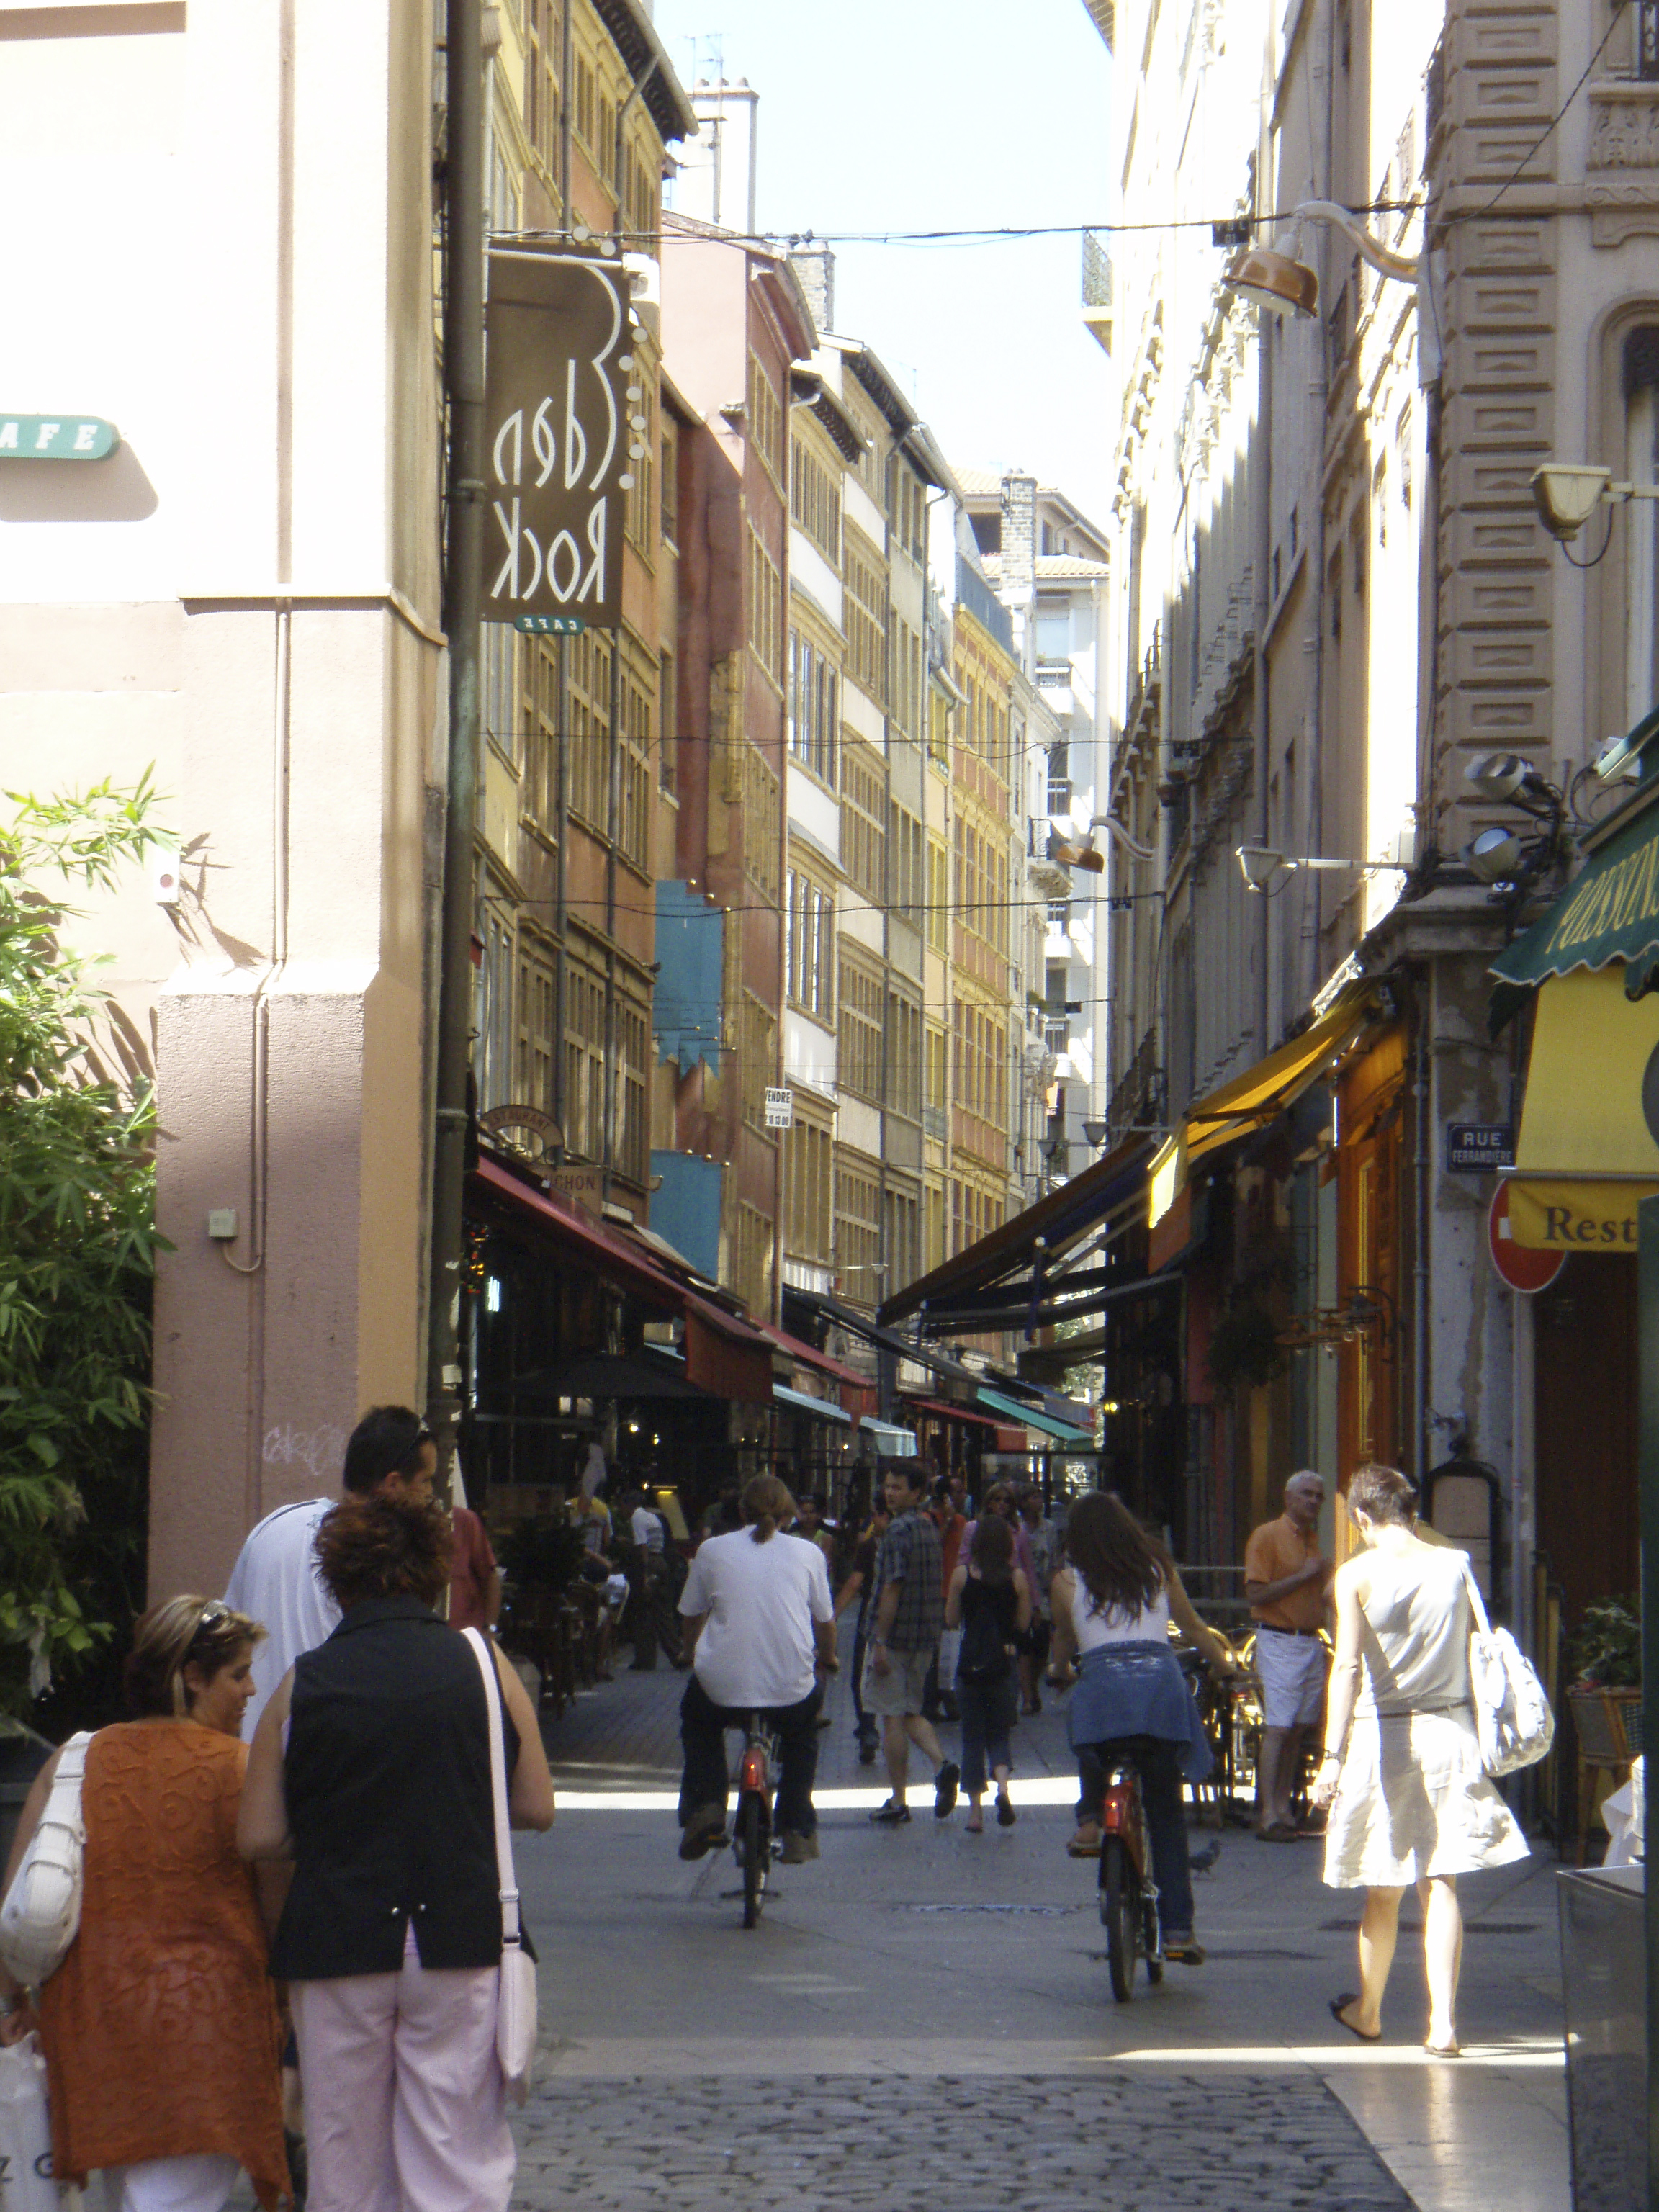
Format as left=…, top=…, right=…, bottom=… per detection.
left=1236, top=829, right=1416, bottom=894
left=1223, top=201, right=1439, bottom=378
left=1051, top=814, right=1156, bottom=872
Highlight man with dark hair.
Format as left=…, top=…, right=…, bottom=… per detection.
left=224, top=1403, right=436, bottom=1739
left=865, top=1459, right=958, bottom=1824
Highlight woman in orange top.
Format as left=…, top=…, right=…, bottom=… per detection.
left=0, top=1598, right=288, bottom=2212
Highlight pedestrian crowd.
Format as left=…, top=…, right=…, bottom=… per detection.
left=0, top=1425, right=1537, bottom=2212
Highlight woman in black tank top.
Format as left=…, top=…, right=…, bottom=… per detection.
left=943, top=1517, right=1033, bottom=1830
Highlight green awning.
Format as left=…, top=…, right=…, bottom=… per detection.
left=1490, top=788, right=1659, bottom=1031
left=976, top=1388, right=1093, bottom=1447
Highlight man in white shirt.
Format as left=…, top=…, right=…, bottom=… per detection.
left=224, top=1404, right=437, bottom=1738
left=676, top=1473, right=837, bottom=1866
left=630, top=1493, right=667, bottom=1553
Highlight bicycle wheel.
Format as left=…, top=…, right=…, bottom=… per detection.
left=739, top=1791, right=764, bottom=1928
left=1099, top=1836, right=1138, bottom=2002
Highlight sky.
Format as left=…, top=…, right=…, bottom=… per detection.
left=650, top=0, right=1117, bottom=527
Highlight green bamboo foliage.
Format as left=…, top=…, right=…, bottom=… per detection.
left=0, top=776, right=166, bottom=1718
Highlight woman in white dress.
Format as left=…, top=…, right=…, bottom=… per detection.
left=1311, top=1464, right=1529, bottom=2054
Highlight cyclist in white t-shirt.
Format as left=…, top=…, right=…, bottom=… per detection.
left=223, top=1406, right=437, bottom=1739
left=676, top=1474, right=837, bottom=1866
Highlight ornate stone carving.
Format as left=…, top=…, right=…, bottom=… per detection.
left=1589, top=86, right=1659, bottom=170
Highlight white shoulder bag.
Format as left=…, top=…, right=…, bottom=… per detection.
left=1463, top=1569, right=1555, bottom=1777
left=464, top=1630, right=539, bottom=2105
left=0, top=1732, right=93, bottom=1988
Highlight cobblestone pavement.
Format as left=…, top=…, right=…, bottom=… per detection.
left=510, top=2072, right=1415, bottom=2211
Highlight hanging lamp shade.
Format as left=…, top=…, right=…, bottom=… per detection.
left=1223, top=242, right=1318, bottom=319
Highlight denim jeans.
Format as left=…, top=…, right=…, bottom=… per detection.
left=957, top=1671, right=1017, bottom=1796
left=678, top=1673, right=824, bottom=1835
left=1076, top=1735, right=1195, bottom=1938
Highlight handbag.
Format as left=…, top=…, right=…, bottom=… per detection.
left=0, top=2030, right=58, bottom=2212
left=1463, top=1570, right=1555, bottom=1776
left=0, top=1734, right=91, bottom=1989
left=464, top=1630, right=539, bottom=2105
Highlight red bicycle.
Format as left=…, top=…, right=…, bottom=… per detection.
left=1095, top=1737, right=1164, bottom=2002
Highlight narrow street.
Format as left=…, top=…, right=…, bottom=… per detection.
left=510, top=1663, right=1569, bottom=2212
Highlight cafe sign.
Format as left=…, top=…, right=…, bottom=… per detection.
left=484, top=250, right=633, bottom=629
left=0, top=414, right=118, bottom=460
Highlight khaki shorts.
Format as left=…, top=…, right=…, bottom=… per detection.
left=862, top=1644, right=933, bottom=1717
left=1254, top=1627, right=1328, bottom=1728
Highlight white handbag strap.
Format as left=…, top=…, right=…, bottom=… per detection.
left=1460, top=1563, right=1493, bottom=1640
left=464, top=1629, right=522, bottom=1948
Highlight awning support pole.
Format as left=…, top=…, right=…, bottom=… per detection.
left=1637, top=1194, right=1659, bottom=2209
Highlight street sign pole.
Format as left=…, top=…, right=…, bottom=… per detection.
left=1638, top=1194, right=1659, bottom=2210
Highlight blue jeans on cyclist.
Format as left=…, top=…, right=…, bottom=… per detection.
left=678, top=1674, right=824, bottom=1835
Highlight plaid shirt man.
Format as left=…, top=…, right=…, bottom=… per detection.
left=869, top=1507, right=943, bottom=1653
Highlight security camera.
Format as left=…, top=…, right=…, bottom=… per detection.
left=1530, top=464, right=1611, bottom=544
left=1236, top=845, right=1290, bottom=893
left=1464, top=827, right=1525, bottom=884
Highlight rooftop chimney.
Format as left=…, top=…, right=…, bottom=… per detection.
left=1000, top=470, right=1038, bottom=671
left=673, top=78, right=759, bottom=236
left=789, top=246, right=835, bottom=341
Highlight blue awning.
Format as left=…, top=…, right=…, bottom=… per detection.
left=773, top=1382, right=851, bottom=1426
left=977, top=1387, right=1093, bottom=1447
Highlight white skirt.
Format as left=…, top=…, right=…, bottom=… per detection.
left=1322, top=1704, right=1531, bottom=1889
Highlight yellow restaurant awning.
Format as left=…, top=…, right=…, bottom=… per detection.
left=1506, top=964, right=1659, bottom=1249
left=1149, top=984, right=1378, bottom=1237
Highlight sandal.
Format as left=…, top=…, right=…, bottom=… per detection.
left=1066, top=1823, right=1102, bottom=1858
left=965, top=1812, right=984, bottom=1834
left=1329, top=1995, right=1381, bottom=2044
left=996, top=1794, right=1017, bottom=1827
left=1163, top=1934, right=1206, bottom=1964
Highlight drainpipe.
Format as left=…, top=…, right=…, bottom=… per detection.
left=601, top=641, right=623, bottom=1204
left=1252, top=284, right=1272, bottom=1058
left=613, top=59, right=660, bottom=241
left=1412, top=1006, right=1430, bottom=1485
left=427, top=0, right=485, bottom=1457
left=1306, top=0, right=1334, bottom=1015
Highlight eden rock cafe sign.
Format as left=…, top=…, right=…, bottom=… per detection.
left=484, top=250, right=634, bottom=631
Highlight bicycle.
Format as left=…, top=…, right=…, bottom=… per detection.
left=729, top=1709, right=781, bottom=1929
left=1093, top=1735, right=1165, bottom=2002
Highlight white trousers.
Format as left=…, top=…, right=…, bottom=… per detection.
left=289, top=1953, right=513, bottom=2212
left=91, top=2155, right=240, bottom=2212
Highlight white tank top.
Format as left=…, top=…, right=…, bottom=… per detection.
left=1070, top=1574, right=1171, bottom=1651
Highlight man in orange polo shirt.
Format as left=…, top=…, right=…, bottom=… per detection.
left=1244, top=1470, right=1332, bottom=1840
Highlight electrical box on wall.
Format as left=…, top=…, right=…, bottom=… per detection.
left=207, top=1209, right=238, bottom=1241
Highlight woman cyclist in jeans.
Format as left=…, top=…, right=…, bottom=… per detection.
left=1050, top=1492, right=1238, bottom=1963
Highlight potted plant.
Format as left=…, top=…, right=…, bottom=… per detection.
left=1567, top=1596, right=1642, bottom=1762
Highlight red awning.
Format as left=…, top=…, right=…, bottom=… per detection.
left=683, top=1294, right=773, bottom=1401
left=473, top=1157, right=685, bottom=1310
left=751, top=1318, right=868, bottom=1390
left=903, top=1397, right=1000, bottom=1431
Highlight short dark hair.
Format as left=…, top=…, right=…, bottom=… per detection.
left=315, top=1493, right=454, bottom=1609
left=341, top=1405, right=433, bottom=1496
left=1348, top=1463, right=1417, bottom=1527
left=878, top=1455, right=926, bottom=1497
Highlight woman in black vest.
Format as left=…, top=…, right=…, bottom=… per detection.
left=239, top=1490, right=554, bottom=2212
